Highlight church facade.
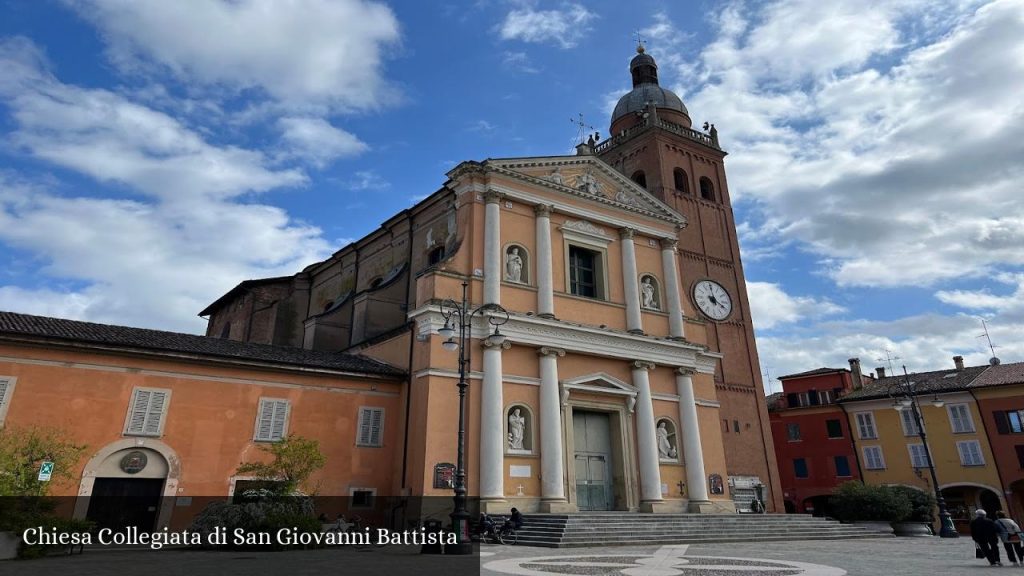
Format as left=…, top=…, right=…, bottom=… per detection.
left=201, top=47, right=781, bottom=514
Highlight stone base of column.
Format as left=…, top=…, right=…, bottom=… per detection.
left=539, top=499, right=576, bottom=513
left=480, top=499, right=510, bottom=514
left=537, top=313, right=557, bottom=319
left=639, top=500, right=674, bottom=513
left=687, top=499, right=734, bottom=514
left=627, top=328, right=645, bottom=335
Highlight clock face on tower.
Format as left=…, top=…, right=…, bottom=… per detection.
left=693, top=280, right=733, bottom=321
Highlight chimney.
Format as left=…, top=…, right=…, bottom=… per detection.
left=954, top=355, right=965, bottom=371
left=848, top=358, right=863, bottom=390
left=876, top=366, right=886, bottom=379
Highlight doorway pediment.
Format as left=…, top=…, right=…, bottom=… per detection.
left=560, top=373, right=637, bottom=412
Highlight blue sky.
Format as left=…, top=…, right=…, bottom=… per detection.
left=0, top=0, right=1021, bottom=389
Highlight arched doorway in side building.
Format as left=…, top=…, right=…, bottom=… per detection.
left=1009, top=480, right=1024, bottom=521
left=73, top=440, right=181, bottom=531
left=802, top=494, right=835, bottom=518
left=941, top=483, right=1005, bottom=535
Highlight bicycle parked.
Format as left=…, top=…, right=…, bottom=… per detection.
left=479, top=513, right=518, bottom=545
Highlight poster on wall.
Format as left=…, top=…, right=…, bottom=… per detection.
left=434, top=462, right=456, bottom=489
left=709, top=473, right=724, bottom=495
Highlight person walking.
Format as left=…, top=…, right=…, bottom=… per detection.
left=971, top=509, right=1002, bottom=566
left=995, top=511, right=1024, bottom=566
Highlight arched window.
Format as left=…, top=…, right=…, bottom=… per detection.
left=506, top=405, right=534, bottom=453
left=673, top=168, right=689, bottom=193
left=656, top=418, right=679, bottom=461
left=504, top=244, right=529, bottom=284
left=631, top=170, right=647, bottom=189
left=699, top=177, right=715, bottom=201
left=639, top=274, right=661, bottom=310
left=427, top=246, right=445, bottom=266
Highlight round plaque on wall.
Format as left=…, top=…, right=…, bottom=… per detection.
left=119, top=450, right=148, bottom=474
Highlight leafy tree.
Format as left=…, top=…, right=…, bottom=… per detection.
left=0, top=426, right=85, bottom=497
left=889, top=485, right=936, bottom=522
left=236, top=435, right=326, bottom=497
left=829, top=481, right=911, bottom=522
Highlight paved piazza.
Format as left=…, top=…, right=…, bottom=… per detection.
left=482, top=538, right=994, bottom=576
left=0, top=538, right=999, bottom=575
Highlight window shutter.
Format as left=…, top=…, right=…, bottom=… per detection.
left=357, top=407, right=384, bottom=446
left=256, top=400, right=275, bottom=441
left=370, top=409, right=383, bottom=445
left=0, top=378, right=9, bottom=405
left=143, top=391, right=167, bottom=436
left=1015, top=445, right=1024, bottom=468
left=271, top=400, right=288, bottom=440
left=358, top=409, right=372, bottom=445
left=995, top=411, right=1010, bottom=434
left=127, top=390, right=151, bottom=435
left=957, top=442, right=969, bottom=465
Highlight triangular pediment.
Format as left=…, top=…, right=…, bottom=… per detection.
left=561, top=372, right=637, bottom=396
left=483, top=155, right=686, bottom=226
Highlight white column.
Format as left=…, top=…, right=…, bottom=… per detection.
left=484, top=190, right=502, bottom=305
left=661, top=238, right=685, bottom=339
left=535, top=204, right=555, bottom=318
left=676, top=368, right=709, bottom=504
left=538, top=347, right=567, bottom=504
left=632, top=361, right=663, bottom=506
left=620, top=228, right=643, bottom=334
left=480, top=341, right=507, bottom=501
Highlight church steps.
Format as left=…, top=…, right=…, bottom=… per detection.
left=505, top=514, right=890, bottom=548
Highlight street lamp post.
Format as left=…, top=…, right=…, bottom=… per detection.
left=436, top=281, right=509, bottom=555
left=890, top=365, right=959, bottom=538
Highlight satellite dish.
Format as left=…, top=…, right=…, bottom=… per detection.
left=990, top=357, right=1001, bottom=366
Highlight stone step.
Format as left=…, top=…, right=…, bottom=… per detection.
left=513, top=533, right=889, bottom=548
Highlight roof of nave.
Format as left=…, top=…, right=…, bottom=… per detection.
left=0, top=311, right=405, bottom=378
left=838, top=364, right=990, bottom=402
left=969, top=361, right=1024, bottom=388
left=198, top=275, right=293, bottom=317
left=447, top=154, right=687, bottom=229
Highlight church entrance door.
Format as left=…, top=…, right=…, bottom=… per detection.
left=573, top=410, right=612, bottom=511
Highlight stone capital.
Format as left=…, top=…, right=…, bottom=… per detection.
left=481, top=338, right=512, bottom=350
left=537, top=346, right=566, bottom=358
left=632, top=360, right=656, bottom=371
left=676, top=367, right=697, bottom=377
left=619, top=227, right=637, bottom=240
left=660, top=237, right=679, bottom=251
left=534, top=204, right=553, bottom=217
left=483, top=189, right=503, bottom=204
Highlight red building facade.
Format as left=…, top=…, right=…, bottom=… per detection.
left=768, top=362, right=864, bottom=515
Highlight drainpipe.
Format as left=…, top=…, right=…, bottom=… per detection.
left=838, top=401, right=866, bottom=485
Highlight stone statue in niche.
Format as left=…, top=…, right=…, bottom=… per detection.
left=641, top=277, right=658, bottom=310
left=574, top=169, right=602, bottom=195
left=657, top=421, right=677, bottom=459
left=426, top=227, right=436, bottom=247
left=505, top=247, right=523, bottom=283
left=508, top=408, right=526, bottom=450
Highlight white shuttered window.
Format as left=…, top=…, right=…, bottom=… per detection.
left=863, top=446, right=886, bottom=470
left=855, top=412, right=877, bottom=439
left=908, top=444, right=930, bottom=468
left=254, top=399, right=290, bottom=442
left=957, top=440, right=985, bottom=466
left=357, top=407, right=384, bottom=447
left=0, top=376, right=16, bottom=426
left=124, top=388, right=171, bottom=436
left=948, top=404, right=975, bottom=433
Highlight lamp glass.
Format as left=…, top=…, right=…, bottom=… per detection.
left=931, top=397, right=945, bottom=408
left=487, top=328, right=506, bottom=346
left=438, top=324, right=455, bottom=338
left=892, top=401, right=904, bottom=411
left=900, top=397, right=913, bottom=408
left=442, top=338, right=458, bottom=351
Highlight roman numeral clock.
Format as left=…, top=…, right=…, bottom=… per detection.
left=692, top=280, right=733, bottom=321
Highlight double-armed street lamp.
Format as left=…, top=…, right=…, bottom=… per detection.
left=436, top=281, right=509, bottom=555
left=889, top=366, right=959, bottom=538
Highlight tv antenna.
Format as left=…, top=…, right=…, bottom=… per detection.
left=876, top=348, right=900, bottom=375
left=978, top=318, right=1001, bottom=365
left=569, top=113, right=598, bottom=145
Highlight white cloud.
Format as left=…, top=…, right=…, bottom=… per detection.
left=675, top=0, right=1024, bottom=288
left=748, top=281, right=845, bottom=330
left=66, top=0, right=402, bottom=112
left=498, top=4, right=596, bottom=48
left=346, top=170, right=390, bottom=192
left=502, top=51, right=540, bottom=74
left=278, top=117, right=368, bottom=168
left=0, top=40, right=329, bottom=332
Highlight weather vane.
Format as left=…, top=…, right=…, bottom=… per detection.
left=633, top=29, right=646, bottom=50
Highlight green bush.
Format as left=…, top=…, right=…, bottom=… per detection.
left=189, top=496, right=320, bottom=550
left=889, top=485, right=936, bottom=522
left=829, top=482, right=911, bottom=522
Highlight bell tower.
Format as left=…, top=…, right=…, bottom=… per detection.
left=597, top=45, right=783, bottom=511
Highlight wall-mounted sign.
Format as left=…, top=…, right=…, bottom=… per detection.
left=434, top=462, right=456, bottom=489
left=120, top=451, right=149, bottom=474
left=709, top=473, right=724, bottom=495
